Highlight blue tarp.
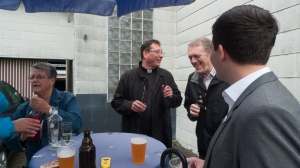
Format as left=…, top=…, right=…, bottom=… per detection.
left=0, top=0, right=20, bottom=10
left=117, top=0, right=195, bottom=17
left=0, top=0, right=195, bottom=17
left=23, top=0, right=116, bottom=16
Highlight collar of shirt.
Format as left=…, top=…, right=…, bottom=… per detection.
left=200, top=67, right=216, bottom=79
left=201, top=67, right=216, bottom=89
left=222, top=67, right=271, bottom=113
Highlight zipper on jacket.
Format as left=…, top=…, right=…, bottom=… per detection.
left=138, top=78, right=146, bottom=134
left=153, top=76, right=160, bottom=90
left=137, top=76, right=160, bottom=134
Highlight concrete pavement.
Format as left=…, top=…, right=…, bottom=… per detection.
left=8, top=152, right=26, bottom=168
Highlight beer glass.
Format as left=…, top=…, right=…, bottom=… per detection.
left=131, top=137, right=147, bottom=164
left=56, top=141, right=76, bottom=168
left=169, top=157, right=191, bottom=168
left=61, top=122, right=72, bottom=143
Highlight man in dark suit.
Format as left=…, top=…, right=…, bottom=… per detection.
left=187, top=5, right=300, bottom=168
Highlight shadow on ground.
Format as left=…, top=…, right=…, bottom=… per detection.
left=172, top=140, right=198, bottom=158
left=8, top=152, right=26, bottom=168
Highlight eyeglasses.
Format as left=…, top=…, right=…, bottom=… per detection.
left=28, top=75, right=49, bottom=81
left=147, top=50, right=165, bottom=55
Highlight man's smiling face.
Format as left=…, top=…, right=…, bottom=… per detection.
left=188, top=44, right=213, bottom=76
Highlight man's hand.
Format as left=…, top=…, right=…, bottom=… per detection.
left=190, top=104, right=200, bottom=117
left=19, top=131, right=38, bottom=142
left=186, top=157, right=205, bottom=168
left=131, top=100, right=147, bottom=113
left=30, top=97, right=51, bottom=115
left=162, top=85, right=173, bottom=99
left=13, top=118, right=41, bottom=133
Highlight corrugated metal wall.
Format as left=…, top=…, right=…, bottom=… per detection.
left=0, top=58, right=46, bottom=98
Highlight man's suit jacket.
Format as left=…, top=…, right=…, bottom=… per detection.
left=204, top=72, right=300, bottom=168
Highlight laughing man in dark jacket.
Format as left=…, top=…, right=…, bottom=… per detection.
left=111, top=39, right=182, bottom=148
left=184, top=37, right=229, bottom=159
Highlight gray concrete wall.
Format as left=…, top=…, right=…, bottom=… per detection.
left=73, top=13, right=108, bottom=95
left=77, top=94, right=121, bottom=133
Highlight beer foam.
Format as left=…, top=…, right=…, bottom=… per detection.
left=131, top=138, right=147, bottom=144
left=57, top=149, right=75, bottom=158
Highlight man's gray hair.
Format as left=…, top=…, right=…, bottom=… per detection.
left=188, top=37, right=212, bottom=54
left=31, top=62, right=57, bottom=79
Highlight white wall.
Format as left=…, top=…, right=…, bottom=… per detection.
left=153, top=7, right=177, bottom=74
left=262, top=1, right=300, bottom=101
left=73, top=8, right=178, bottom=95
left=73, top=13, right=108, bottom=94
left=0, top=3, right=74, bottom=59
left=175, top=0, right=300, bottom=155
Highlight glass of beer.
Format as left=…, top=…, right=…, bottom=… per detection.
left=56, top=141, right=76, bottom=168
left=131, top=136, right=147, bottom=164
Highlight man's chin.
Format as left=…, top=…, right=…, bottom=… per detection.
left=32, top=89, right=40, bottom=94
left=196, top=69, right=204, bottom=74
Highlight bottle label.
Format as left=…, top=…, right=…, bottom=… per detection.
left=50, top=123, right=55, bottom=128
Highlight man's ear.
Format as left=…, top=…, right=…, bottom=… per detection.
left=51, top=78, right=55, bottom=86
left=143, top=50, right=148, bottom=59
left=218, top=44, right=227, bottom=62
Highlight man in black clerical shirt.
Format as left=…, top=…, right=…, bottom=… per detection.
left=111, top=39, right=182, bottom=148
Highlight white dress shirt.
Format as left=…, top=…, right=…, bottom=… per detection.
left=222, top=67, right=271, bottom=113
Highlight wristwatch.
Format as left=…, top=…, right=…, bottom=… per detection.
left=48, top=107, right=53, bottom=116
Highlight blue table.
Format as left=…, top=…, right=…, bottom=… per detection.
left=28, top=132, right=166, bottom=168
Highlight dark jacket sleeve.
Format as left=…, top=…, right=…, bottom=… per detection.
left=184, top=73, right=198, bottom=121
left=207, top=82, right=229, bottom=135
left=167, top=72, right=182, bottom=108
left=111, top=73, right=134, bottom=116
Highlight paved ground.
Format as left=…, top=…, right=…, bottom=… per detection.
left=8, top=152, right=26, bottom=168
left=172, top=140, right=198, bottom=158
left=8, top=140, right=198, bottom=167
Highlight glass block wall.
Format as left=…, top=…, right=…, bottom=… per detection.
left=108, top=9, right=153, bottom=100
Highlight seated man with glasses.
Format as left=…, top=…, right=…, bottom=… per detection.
left=4, top=62, right=83, bottom=167
left=111, top=39, right=182, bottom=148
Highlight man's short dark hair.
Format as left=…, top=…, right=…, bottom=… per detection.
left=140, top=39, right=161, bottom=60
left=212, top=5, right=279, bottom=65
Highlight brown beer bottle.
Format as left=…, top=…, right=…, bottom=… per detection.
left=79, top=129, right=96, bottom=168
left=196, top=91, right=206, bottom=112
